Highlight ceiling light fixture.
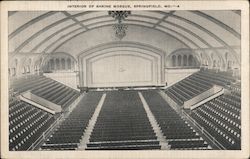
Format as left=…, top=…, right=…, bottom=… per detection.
left=108, top=11, right=131, bottom=40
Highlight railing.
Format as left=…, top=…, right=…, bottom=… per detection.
left=27, top=114, right=63, bottom=150
left=182, top=110, right=226, bottom=150
left=27, top=94, right=85, bottom=150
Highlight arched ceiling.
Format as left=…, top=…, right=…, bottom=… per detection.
left=9, top=10, right=241, bottom=63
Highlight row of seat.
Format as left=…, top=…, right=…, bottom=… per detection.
left=165, top=70, right=236, bottom=106
left=190, top=89, right=241, bottom=149
left=41, top=92, right=103, bottom=150
left=141, top=90, right=210, bottom=150
left=9, top=100, right=55, bottom=151
left=11, top=75, right=80, bottom=110
left=87, top=90, right=160, bottom=150
left=30, top=78, right=80, bottom=109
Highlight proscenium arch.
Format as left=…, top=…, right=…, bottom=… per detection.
left=78, top=42, right=166, bottom=87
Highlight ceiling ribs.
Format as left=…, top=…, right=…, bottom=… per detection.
left=43, top=28, right=86, bottom=53
left=156, top=11, right=239, bottom=63
left=163, top=20, right=224, bottom=63
left=32, top=14, right=206, bottom=54
left=9, top=11, right=57, bottom=40
left=30, top=15, right=111, bottom=52
left=152, top=11, right=175, bottom=28
left=48, top=21, right=199, bottom=54
left=191, top=11, right=240, bottom=39
left=62, top=11, right=89, bottom=30
left=50, top=23, right=192, bottom=54
left=10, top=11, right=239, bottom=65
left=13, top=11, right=93, bottom=54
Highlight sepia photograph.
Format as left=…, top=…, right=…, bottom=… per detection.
left=1, top=1, right=249, bottom=159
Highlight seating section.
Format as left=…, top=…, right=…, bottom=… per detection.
left=11, top=75, right=51, bottom=93
left=41, top=92, right=103, bottom=150
left=165, top=70, right=236, bottom=105
left=31, top=81, right=80, bottom=109
left=190, top=89, right=241, bottom=149
left=11, top=75, right=80, bottom=109
left=87, top=91, right=160, bottom=150
left=142, top=90, right=210, bottom=150
left=9, top=97, right=55, bottom=151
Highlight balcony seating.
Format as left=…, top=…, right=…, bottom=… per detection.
left=9, top=98, right=55, bottom=151
left=87, top=91, right=160, bottom=150
left=31, top=79, right=80, bottom=109
left=11, top=75, right=80, bottom=109
left=142, top=90, right=210, bottom=150
left=165, top=70, right=237, bottom=106
left=190, top=90, right=241, bottom=150
left=41, top=92, right=103, bottom=150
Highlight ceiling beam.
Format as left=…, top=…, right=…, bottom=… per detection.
left=31, top=14, right=204, bottom=54
left=13, top=11, right=92, bottom=54
left=191, top=11, right=240, bottom=39
left=62, top=11, right=89, bottom=30
left=156, top=11, right=239, bottom=64
left=152, top=11, right=175, bottom=28
left=9, top=11, right=57, bottom=40
left=47, top=21, right=199, bottom=54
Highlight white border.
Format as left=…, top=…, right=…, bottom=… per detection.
left=1, top=1, right=249, bottom=159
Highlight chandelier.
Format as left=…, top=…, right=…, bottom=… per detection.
left=108, top=11, right=131, bottom=40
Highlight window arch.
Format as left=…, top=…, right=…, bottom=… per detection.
left=228, top=60, right=232, bottom=69
left=55, top=59, right=60, bottom=70
left=14, top=59, right=18, bottom=67
left=67, top=58, right=71, bottom=70
left=61, top=58, right=66, bottom=70
left=213, top=60, right=216, bottom=67
left=177, top=55, right=182, bottom=66
left=50, top=59, right=54, bottom=70
left=188, top=55, right=193, bottom=66
left=172, top=55, right=176, bottom=67
left=183, top=55, right=187, bottom=66
left=22, top=67, right=26, bottom=74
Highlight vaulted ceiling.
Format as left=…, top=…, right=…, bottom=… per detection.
left=9, top=10, right=241, bottom=63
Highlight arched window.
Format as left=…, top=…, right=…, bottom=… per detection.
left=50, top=59, right=54, bottom=70
left=26, top=66, right=30, bottom=73
left=15, top=59, right=18, bottom=67
left=225, top=52, right=228, bottom=61
left=28, top=58, right=32, bottom=65
left=67, top=58, right=71, bottom=70
left=228, top=60, right=232, bottom=69
left=188, top=55, right=193, bottom=66
left=172, top=55, right=176, bottom=67
left=61, top=59, right=66, bottom=70
left=56, top=59, right=60, bottom=70
left=22, top=67, right=26, bottom=74
left=177, top=55, right=182, bottom=66
left=217, top=61, right=221, bottom=68
left=183, top=55, right=187, bottom=66
left=213, top=60, right=216, bottom=67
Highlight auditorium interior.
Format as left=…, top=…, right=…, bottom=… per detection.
left=8, top=10, right=241, bottom=151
